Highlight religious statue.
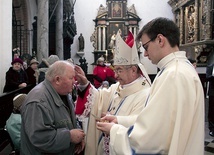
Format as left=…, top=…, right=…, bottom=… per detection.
left=187, top=5, right=195, bottom=42
left=97, top=4, right=107, bottom=16
left=90, top=28, right=98, bottom=50
left=78, top=33, right=85, bottom=52
left=108, top=31, right=116, bottom=49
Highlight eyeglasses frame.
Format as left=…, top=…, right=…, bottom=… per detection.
left=142, top=36, right=157, bottom=51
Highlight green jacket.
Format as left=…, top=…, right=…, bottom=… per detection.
left=6, top=113, right=21, bottom=150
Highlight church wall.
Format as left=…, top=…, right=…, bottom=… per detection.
left=71, top=0, right=174, bottom=74
left=0, top=0, right=12, bottom=93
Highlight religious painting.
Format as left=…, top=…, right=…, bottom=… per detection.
left=112, top=3, right=122, bottom=18
left=107, top=22, right=127, bottom=49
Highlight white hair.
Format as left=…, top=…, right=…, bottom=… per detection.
left=45, top=60, right=74, bottom=81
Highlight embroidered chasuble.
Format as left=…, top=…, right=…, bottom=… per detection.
left=76, top=76, right=150, bottom=155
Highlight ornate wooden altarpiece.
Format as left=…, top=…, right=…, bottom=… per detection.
left=90, top=0, right=141, bottom=64
left=168, top=0, right=214, bottom=66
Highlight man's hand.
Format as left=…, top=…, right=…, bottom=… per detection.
left=96, top=122, right=115, bottom=135
left=75, top=139, right=85, bottom=154
left=70, top=129, right=85, bottom=144
left=74, top=65, right=88, bottom=85
left=19, top=83, right=27, bottom=88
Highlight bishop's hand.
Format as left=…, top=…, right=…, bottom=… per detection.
left=74, top=65, right=88, bottom=85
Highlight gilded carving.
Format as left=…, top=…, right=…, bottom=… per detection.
left=90, top=28, right=98, bottom=50
left=186, top=5, right=195, bottom=43
left=168, top=0, right=214, bottom=66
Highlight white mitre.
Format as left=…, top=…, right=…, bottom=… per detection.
left=113, top=30, right=151, bottom=85
left=114, top=31, right=139, bottom=65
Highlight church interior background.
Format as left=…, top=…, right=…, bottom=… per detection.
left=1, top=0, right=213, bottom=92
left=0, top=0, right=214, bottom=153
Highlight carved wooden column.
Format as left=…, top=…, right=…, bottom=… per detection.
left=185, top=6, right=188, bottom=43
left=180, top=7, right=184, bottom=44
left=134, top=27, right=137, bottom=37
left=194, top=0, right=199, bottom=41
left=98, top=26, right=101, bottom=50
left=205, top=0, right=212, bottom=39
left=128, top=26, right=137, bottom=37
left=129, top=26, right=132, bottom=32
left=102, top=26, right=106, bottom=50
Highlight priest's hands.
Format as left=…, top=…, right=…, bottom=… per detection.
left=101, top=115, right=118, bottom=124
left=97, top=121, right=115, bottom=135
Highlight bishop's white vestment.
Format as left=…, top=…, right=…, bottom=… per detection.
left=76, top=76, right=150, bottom=155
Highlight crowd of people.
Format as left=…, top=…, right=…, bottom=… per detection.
left=3, top=55, right=60, bottom=93
left=2, top=17, right=211, bottom=155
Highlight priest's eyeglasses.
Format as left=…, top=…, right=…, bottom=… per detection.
left=142, top=36, right=157, bottom=51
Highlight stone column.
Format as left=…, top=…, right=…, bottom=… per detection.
left=129, top=26, right=132, bottom=33
left=98, top=26, right=101, bottom=50
left=56, top=0, right=64, bottom=59
left=103, top=26, right=106, bottom=50
left=134, top=27, right=137, bottom=37
left=37, top=0, right=49, bottom=61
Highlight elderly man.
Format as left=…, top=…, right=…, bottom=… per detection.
left=21, top=61, right=85, bottom=155
left=75, top=31, right=151, bottom=155
left=97, top=17, right=204, bottom=155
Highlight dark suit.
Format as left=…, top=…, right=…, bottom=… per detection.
left=206, top=64, right=214, bottom=132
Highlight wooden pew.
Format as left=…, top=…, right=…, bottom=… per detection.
left=0, top=85, right=34, bottom=153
